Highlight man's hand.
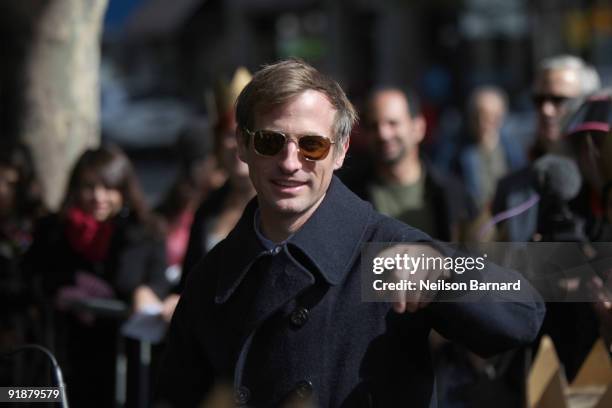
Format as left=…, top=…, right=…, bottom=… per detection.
left=161, top=294, right=180, bottom=323
left=588, top=274, right=612, bottom=349
left=376, top=244, right=451, bottom=313
left=132, top=285, right=162, bottom=314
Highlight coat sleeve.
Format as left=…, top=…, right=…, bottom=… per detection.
left=142, top=237, right=171, bottom=299
left=113, top=236, right=166, bottom=300
left=426, top=260, right=545, bottom=357
left=156, top=287, right=214, bottom=407
left=25, top=215, right=75, bottom=296
left=382, top=226, right=546, bottom=357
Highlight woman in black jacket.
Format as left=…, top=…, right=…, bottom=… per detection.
left=29, top=144, right=169, bottom=407
left=0, top=143, right=46, bottom=386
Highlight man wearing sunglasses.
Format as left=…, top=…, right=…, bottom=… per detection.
left=158, top=59, right=544, bottom=408
left=531, top=55, right=600, bottom=157
left=492, top=55, right=600, bottom=242
left=489, top=58, right=603, bottom=384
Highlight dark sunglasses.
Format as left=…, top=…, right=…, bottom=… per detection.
left=532, top=93, right=571, bottom=107
left=243, top=128, right=335, bottom=161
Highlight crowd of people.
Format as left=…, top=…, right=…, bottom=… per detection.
left=0, top=54, right=611, bottom=407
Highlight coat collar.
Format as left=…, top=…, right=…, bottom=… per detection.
left=214, top=176, right=373, bottom=303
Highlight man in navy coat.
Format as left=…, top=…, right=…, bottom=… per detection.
left=157, top=59, right=545, bottom=407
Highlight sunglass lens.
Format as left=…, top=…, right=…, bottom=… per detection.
left=532, top=95, right=543, bottom=106
left=533, top=94, right=569, bottom=107
left=551, top=96, right=569, bottom=106
left=299, top=135, right=331, bottom=160
left=254, top=131, right=286, bottom=156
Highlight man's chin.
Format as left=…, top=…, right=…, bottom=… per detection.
left=376, top=146, right=406, bottom=165
left=378, top=154, right=403, bottom=166
left=538, top=123, right=561, bottom=140
left=270, top=199, right=305, bottom=215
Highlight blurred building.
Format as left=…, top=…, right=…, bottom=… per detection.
left=100, top=0, right=612, bottom=134
left=97, top=0, right=612, bottom=200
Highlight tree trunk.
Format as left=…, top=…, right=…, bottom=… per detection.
left=19, top=0, right=108, bottom=210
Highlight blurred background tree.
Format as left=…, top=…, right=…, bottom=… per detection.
left=1, top=0, right=611, bottom=208
left=0, top=0, right=108, bottom=210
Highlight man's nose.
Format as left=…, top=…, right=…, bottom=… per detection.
left=375, top=123, right=394, bottom=141
left=539, top=100, right=558, bottom=118
left=277, top=140, right=302, bottom=173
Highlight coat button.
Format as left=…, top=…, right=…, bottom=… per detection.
left=290, top=306, right=309, bottom=328
left=272, top=245, right=282, bottom=254
left=294, top=379, right=313, bottom=399
left=234, top=386, right=250, bottom=405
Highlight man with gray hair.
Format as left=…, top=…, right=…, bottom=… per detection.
left=530, top=54, right=600, bottom=157
left=157, top=59, right=544, bottom=407
left=489, top=55, right=602, bottom=383
left=491, top=54, right=600, bottom=241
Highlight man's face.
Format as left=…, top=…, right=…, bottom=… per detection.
left=534, top=68, right=582, bottom=143
left=472, top=91, right=505, bottom=143
left=237, top=90, right=348, bottom=220
left=365, top=90, right=425, bottom=165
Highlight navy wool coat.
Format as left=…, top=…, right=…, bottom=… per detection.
left=157, top=176, right=545, bottom=407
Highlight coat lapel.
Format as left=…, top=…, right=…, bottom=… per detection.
left=219, top=249, right=316, bottom=343
left=246, top=253, right=315, bottom=330
left=214, top=176, right=372, bottom=335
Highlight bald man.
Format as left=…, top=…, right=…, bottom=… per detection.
left=349, top=87, right=474, bottom=241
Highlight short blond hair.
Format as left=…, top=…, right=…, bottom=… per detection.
left=235, top=58, right=358, bottom=145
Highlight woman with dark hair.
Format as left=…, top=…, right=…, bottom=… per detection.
left=29, top=144, right=170, bottom=407
left=178, top=105, right=256, bottom=293
left=0, top=143, right=44, bottom=275
left=567, top=91, right=612, bottom=354
left=0, top=143, right=46, bottom=386
left=133, top=123, right=219, bottom=322
left=161, top=68, right=255, bottom=300
left=0, top=143, right=44, bottom=222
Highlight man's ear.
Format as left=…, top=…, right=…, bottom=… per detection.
left=236, top=128, right=248, bottom=163
left=333, top=137, right=350, bottom=170
left=413, top=115, right=427, bottom=144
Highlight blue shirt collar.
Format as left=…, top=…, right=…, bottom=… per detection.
left=253, top=208, right=290, bottom=250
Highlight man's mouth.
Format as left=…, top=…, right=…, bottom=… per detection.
left=270, top=179, right=308, bottom=193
